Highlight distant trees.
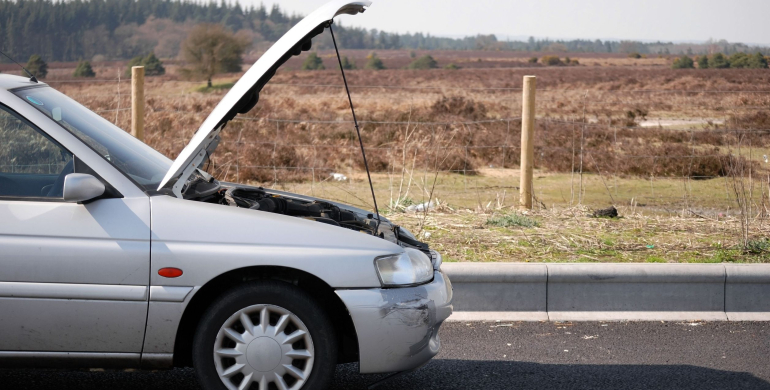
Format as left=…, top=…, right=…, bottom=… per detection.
left=73, top=61, right=95, bottom=77
left=0, top=0, right=767, bottom=62
left=696, top=55, right=709, bottom=69
left=407, top=55, right=438, bottom=69
left=340, top=56, right=356, bottom=70
left=539, top=56, right=578, bottom=66
left=728, top=52, right=768, bottom=68
left=301, top=52, right=325, bottom=70
left=180, top=24, right=249, bottom=87
left=541, top=55, right=563, bottom=66
left=708, top=53, right=730, bottom=69
left=126, top=53, right=165, bottom=76
left=695, top=52, right=768, bottom=69
left=25, top=55, right=47, bottom=79
left=750, top=53, right=769, bottom=68
left=672, top=55, right=694, bottom=69
left=364, top=52, right=385, bottom=70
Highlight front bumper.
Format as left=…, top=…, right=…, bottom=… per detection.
left=335, top=270, right=453, bottom=374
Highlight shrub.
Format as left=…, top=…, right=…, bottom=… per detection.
left=142, top=53, right=166, bottom=75
left=746, top=238, right=770, bottom=254
left=407, top=55, right=438, bottom=69
left=708, top=53, right=730, bottom=69
left=628, top=52, right=642, bottom=59
left=672, top=55, right=694, bottom=69
left=126, top=53, right=165, bottom=77
left=73, top=60, right=95, bottom=77
left=748, top=52, right=769, bottom=69
left=528, top=57, right=538, bottom=64
left=570, top=58, right=580, bottom=66
left=444, top=63, right=460, bottom=70
left=301, top=52, right=325, bottom=70
left=486, top=213, right=539, bottom=228
left=729, top=52, right=750, bottom=68
left=696, top=55, right=709, bottom=69
left=541, top=55, right=563, bottom=66
left=340, top=56, right=356, bottom=70
left=364, top=52, right=385, bottom=70
left=25, top=54, right=48, bottom=79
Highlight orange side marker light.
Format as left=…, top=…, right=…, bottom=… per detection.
left=158, top=268, right=183, bottom=278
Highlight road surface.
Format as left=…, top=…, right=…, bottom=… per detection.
left=1, top=321, right=767, bottom=390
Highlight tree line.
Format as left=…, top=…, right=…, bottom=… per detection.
left=1, top=0, right=768, bottom=63
left=672, top=52, right=768, bottom=69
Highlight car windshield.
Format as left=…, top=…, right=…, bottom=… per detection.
left=13, top=86, right=172, bottom=191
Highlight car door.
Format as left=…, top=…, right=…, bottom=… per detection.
left=0, top=103, right=150, bottom=354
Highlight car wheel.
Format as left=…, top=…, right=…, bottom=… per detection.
left=193, top=280, right=337, bottom=390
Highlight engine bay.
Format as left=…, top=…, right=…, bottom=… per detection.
left=187, top=179, right=430, bottom=251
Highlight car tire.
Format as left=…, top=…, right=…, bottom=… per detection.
left=193, top=280, right=338, bottom=390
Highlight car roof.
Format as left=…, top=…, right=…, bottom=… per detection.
left=0, top=73, right=45, bottom=91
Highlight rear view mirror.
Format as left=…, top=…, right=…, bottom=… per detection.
left=63, top=173, right=105, bottom=203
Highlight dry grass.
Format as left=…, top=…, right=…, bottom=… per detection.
left=36, top=55, right=770, bottom=262
left=390, top=206, right=770, bottom=263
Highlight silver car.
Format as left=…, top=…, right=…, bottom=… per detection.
left=0, top=1, right=452, bottom=389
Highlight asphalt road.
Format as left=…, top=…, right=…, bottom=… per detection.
left=1, top=321, right=768, bottom=390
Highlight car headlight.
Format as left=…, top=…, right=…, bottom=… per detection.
left=374, top=248, right=434, bottom=287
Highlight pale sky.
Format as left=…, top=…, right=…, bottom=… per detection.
left=243, top=0, right=770, bottom=45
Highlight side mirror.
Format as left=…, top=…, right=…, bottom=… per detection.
left=63, top=173, right=105, bottom=203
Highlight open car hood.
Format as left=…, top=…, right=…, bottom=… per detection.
left=158, top=0, right=372, bottom=196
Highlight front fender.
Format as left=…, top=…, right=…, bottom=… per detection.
left=149, top=195, right=398, bottom=289
left=142, top=195, right=398, bottom=360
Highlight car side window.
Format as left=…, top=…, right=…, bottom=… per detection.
left=0, top=105, right=73, bottom=199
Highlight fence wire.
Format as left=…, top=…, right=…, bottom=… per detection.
left=52, top=78, right=770, bottom=218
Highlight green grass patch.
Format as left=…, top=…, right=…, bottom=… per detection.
left=486, top=213, right=539, bottom=228
left=747, top=238, right=770, bottom=254
left=194, top=82, right=235, bottom=93
left=645, top=255, right=667, bottom=263
left=711, top=249, right=739, bottom=263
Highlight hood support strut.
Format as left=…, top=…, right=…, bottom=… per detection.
left=329, top=23, right=381, bottom=227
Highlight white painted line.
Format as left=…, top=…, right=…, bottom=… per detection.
left=726, top=312, right=770, bottom=321
left=548, top=311, right=728, bottom=322
left=448, top=311, right=548, bottom=322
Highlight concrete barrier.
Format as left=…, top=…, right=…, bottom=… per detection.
left=725, top=264, right=770, bottom=321
left=443, top=263, right=547, bottom=321
left=547, top=264, right=726, bottom=321
left=443, top=263, right=770, bottom=321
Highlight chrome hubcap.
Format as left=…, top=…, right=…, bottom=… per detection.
left=214, top=304, right=314, bottom=390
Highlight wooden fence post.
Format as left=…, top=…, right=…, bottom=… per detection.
left=131, top=66, right=145, bottom=141
left=520, top=76, right=536, bottom=209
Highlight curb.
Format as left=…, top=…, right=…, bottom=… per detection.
left=442, top=263, right=770, bottom=322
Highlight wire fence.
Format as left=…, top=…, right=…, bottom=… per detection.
left=50, top=77, right=770, bottom=218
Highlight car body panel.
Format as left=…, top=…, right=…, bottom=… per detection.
left=336, top=271, right=453, bottom=373
left=148, top=195, right=395, bottom=289
left=0, top=196, right=151, bottom=352
left=158, top=0, right=371, bottom=192
left=1, top=80, right=152, bottom=353
left=0, top=299, right=148, bottom=351
left=142, top=287, right=200, bottom=356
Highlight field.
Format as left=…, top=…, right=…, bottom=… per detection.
left=18, top=50, right=770, bottom=262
